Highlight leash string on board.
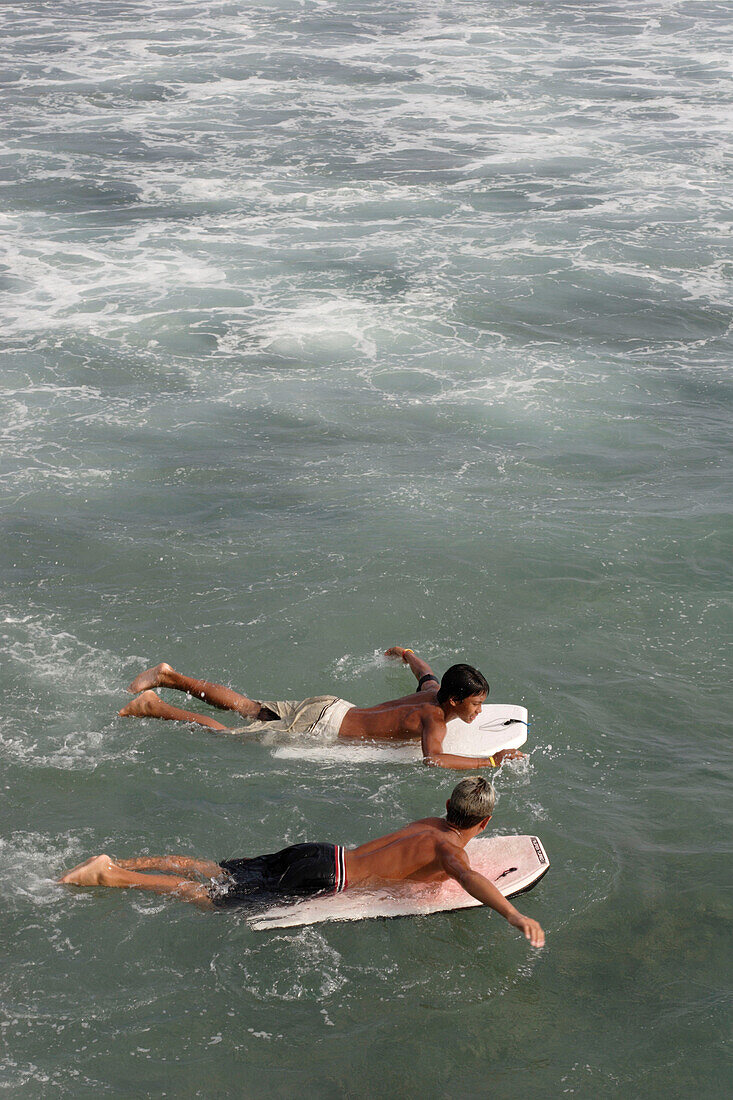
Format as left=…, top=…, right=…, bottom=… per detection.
left=477, top=718, right=529, bottom=731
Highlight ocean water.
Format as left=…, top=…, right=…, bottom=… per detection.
left=1, top=0, right=732, bottom=1095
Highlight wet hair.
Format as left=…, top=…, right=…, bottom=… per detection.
left=446, top=777, right=496, bottom=829
left=436, top=664, right=489, bottom=704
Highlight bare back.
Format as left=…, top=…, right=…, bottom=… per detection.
left=344, top=816, right=467, bottom=887
left=338, top=688, right=446, bottom=741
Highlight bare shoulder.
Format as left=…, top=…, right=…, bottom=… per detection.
left=395, top=817, right=451, bottom=846
left=399, top=815, right=446, bottom=835
left=434, top=835, right=471, bottom=871
left=419, top=705, right=448, bottom=752
left=412, top=820, right=462, bottom=849
left=351, top=816, right=446, bottom=858
left=416, top=698, right=446, bottom=727
left=393, top=690, right=441, bottom=709
left=416, top=690, right=441, bottom=708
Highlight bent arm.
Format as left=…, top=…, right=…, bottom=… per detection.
left=421, top=722, right=510, bottom=770
left=439, top=844, right=545, bottom=947
left=424, top=751, right=499, bottom=770
left=384, top=646, right=437, bottom=689
left=423, top=748, right=526, bottom=769
left=422, top=722, right=525, bottom=770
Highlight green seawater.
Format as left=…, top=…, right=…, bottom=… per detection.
left=1, top=1, right=731, bottom=1096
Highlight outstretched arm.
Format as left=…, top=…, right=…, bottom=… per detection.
left=384, top=646, right=438, bottom=690
left=422, top=721, right=526, bottom=770
left=438, top=843, right=545, bottom=947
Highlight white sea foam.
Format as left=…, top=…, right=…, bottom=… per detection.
left=2, top=610, right=129, bottom=692
left=2, top=2, right=731, bottom=1092
left=0, top=830, right=89, bottom=907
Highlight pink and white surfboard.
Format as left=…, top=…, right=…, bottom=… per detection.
left=249, top=834, right=548, bottom=930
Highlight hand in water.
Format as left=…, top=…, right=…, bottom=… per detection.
left=495, top=748, right=526, bottom=764
left=509, top=912, right=545, bottom=947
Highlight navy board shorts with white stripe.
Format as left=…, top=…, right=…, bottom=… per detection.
left=208, top=843, right=347, bottom=907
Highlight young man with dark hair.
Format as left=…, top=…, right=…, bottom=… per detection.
left=118, top=646, right=526, bottom=770
left=59, top=778, right=544, bottom=947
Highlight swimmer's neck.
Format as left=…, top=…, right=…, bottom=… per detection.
left=441, top=816, right=491, bottom=844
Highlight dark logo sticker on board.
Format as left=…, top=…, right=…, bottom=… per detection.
left=531, top=837, right=546, bottom=864
left=495, top=866, right=518, bottom=881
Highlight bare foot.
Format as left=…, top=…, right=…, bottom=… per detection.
left=118, top=689, right=163, bottom=718
left=59, top=854, right=115, bottom=886
left=118, top=690, right=228, bottom=730
left=127, top=662, right=174, bottom=694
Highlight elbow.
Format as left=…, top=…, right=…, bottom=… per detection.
left=422, top=753, right=441, bottom=768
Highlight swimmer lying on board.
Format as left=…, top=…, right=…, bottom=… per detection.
left=59, top=777, right=544, bottom=946
left=119, top=647, right=526, bottom=770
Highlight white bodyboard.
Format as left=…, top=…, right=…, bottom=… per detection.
left=272, top=703, right=528, bottom=765
left=249, top=834, right=548, bottom=930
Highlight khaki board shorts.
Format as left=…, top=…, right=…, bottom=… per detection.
left=230, top=696, right=354, bottom=738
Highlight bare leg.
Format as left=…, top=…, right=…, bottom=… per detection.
left=117, top=855, right=222, bottom=880
left=126, top=663, right=266, bottom=719
left=118, top=690, right=230, bottom=730
left=58, top=854, right=213, bottom=907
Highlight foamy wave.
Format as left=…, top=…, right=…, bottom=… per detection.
left=2, top=611, right=131, bottom=694
left=0, top=830, right=90, bottom=907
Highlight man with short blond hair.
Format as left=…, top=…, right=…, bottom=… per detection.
left=59, top=777, right=544, bottom=947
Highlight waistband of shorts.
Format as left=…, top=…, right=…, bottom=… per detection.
left=316, top=697, right=354, bottom=733
left=334, top=845, right=347, bottom=892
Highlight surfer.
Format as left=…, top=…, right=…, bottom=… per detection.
left=118, top=647, right=526, bottom=770
left=59, top=777, right=545, bottom=945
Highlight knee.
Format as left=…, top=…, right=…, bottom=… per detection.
left=257, top=705, right=279, bottom=721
